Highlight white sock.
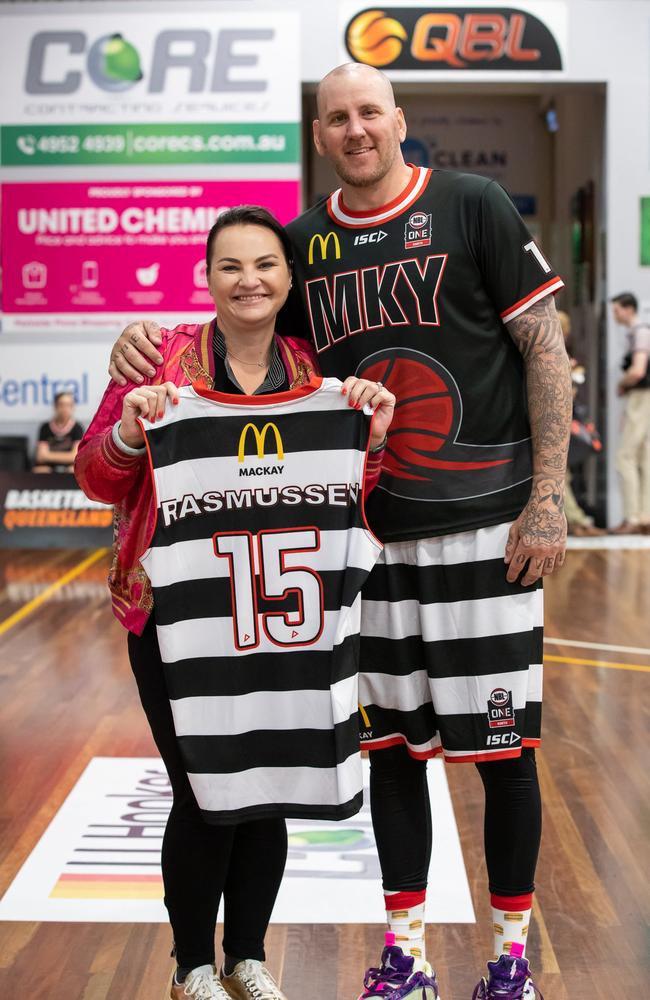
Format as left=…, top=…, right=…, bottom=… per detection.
left=491, top=893, right=533, bottom=960
left=384, top=889, right=427, bottom=969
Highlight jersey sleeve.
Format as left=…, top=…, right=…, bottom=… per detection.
left=37, top=422, right=50, bottom=442
left=72, top=422, right=84, bottom=441
left=475, top=180, right=564, bottom=324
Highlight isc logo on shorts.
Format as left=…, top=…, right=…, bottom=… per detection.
left=487, top=687, right=515, bottom=729
left=404, top=211, right=432, bottom=249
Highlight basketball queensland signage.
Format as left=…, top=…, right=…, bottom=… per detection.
left=342, top=3, right=565, bottom=72
left=0, top=473, right=112, bottom=548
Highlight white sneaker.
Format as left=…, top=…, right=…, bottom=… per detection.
left=170, top=964, right=231, bottom=999
left=220, top=959, right=288, bottom=999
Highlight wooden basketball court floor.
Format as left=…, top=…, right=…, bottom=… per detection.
left=0, top=545, right=647, bottom=999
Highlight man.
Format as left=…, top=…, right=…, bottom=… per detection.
left=109, top=64, right=572, bottom=1000
left=33, top=390, right=84, bottom=473
left=611, top=292, right=650, bottom=534
left=558, top=310, right=605, bottom=537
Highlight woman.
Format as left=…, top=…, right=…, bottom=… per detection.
left=76, top=205, right=395, bottom=1000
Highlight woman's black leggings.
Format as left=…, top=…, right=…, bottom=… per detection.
left=369, top=743, right=541, bottom=897
left=128, top=619, right=288, bottom=970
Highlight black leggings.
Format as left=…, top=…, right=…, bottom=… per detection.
left=128, top=619, right=288, bottom=970
left=369, top=744, right=541, bottom=897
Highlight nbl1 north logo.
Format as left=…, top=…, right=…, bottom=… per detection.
left=487, top=688, right=515, bottom=729
left=404, top=211, right=432, bottom=249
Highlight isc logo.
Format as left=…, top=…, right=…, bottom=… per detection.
left=487, top=732, right=520, bottom=747
left=354, top=230, right=388, bottom=246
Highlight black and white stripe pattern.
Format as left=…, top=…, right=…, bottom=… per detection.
left=140, top=380, right=382, bottom=822
left=359, top=522, right=543, bottom=762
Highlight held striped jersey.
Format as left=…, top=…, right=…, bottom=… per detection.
left=139, top=377, right=382, bottom=824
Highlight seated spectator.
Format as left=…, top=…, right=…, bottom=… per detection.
left=33, top=391, right=84, bottom=473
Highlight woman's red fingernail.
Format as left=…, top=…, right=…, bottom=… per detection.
left=341, top=388, right=347, bottom=395
left=158, top=411, right=164, bottom=419
left=173, top=398, right=179, bottom=406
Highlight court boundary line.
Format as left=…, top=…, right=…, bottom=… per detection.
left=545, top=637, right=650, bottom=657
left=0, top=549, right=108, bottom=638
left=545, top=654, right=650, bottom=674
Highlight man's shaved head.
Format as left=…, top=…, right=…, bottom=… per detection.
left=316, top=63, right=396, bottom=118
left=312, top=61, right=409, bottom=195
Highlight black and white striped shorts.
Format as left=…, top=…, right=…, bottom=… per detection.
left=358, top=521, right=543, bottom=763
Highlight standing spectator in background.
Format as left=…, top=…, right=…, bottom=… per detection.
left=33, top=391, right=84, bottom=473
left=611, top=292, right=650, bottom=534
left=558, top=310, right=605, bottom=536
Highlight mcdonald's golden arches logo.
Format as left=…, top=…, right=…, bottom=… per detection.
left=308, top=231, right=341, bottom=265
left=237, top=422, right=284, bottom=463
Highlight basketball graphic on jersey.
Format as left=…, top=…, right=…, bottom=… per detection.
left=357, top=348, right=532, bottom=502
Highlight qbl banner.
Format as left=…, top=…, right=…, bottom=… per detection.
left=1, top=179, right=301, bottom=332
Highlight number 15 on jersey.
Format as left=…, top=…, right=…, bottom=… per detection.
left=214, top=527, right=325, bottom=651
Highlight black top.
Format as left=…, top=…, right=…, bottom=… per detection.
left=211, top=326, right=289, bottom=395
left=280, top=167, right=564, bottom=541
left=37, top=419, right=84, bottom=467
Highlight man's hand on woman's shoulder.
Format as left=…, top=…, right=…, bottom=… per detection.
left=109, top=320, right=164, bottom=386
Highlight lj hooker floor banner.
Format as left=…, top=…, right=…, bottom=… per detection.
left=0, top=757, right=474, bottom=924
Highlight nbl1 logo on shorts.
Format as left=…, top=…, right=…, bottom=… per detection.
left=487, top=688, right=515, bottom=729
left=404, top=211, right=432, bottom=249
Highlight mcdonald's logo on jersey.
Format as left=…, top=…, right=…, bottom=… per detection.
left=308, top=231, right=341, bottom=265
left=237, top=422, right=285, bottom=463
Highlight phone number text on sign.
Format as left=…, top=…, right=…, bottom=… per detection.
left=1, top=180, right=300, bottom=319
left=2, top=123, right=299, bottom=165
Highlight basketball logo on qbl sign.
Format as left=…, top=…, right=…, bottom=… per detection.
left=345, top=8, right=563, bottom=71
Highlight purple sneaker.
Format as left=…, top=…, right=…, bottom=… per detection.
left=386, top=963, right=441, bottom=999
left=357, top=936, right=441, bottom=1000
left=471, top=954, right=543, bottom=999
left=356, top=940, right=414, bottom=998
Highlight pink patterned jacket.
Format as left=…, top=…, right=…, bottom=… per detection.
left=75, top=320, right=383, bottom=635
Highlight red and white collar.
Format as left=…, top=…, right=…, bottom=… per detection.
left=327, top=164, right=432, bottom=229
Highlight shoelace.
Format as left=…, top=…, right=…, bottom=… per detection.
left=182, top=965, right=229, bottom=999
left=230, top=960, right=284, bottom=999
left=363, top=963, right=410, bottom=995
left=471, top=971, right=544, bottom=1000
left=388, top=969, right=439, bottom=1000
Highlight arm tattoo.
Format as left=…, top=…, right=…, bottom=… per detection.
left=508, top=296, right=573, bottom=543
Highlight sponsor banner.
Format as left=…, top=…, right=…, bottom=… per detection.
left=1, top=122, right=300, bottom=167
left=0, top=10, right=300, bottom=125
left=341, top=2, right=566, bottom=73
left=0, top=341, right=114, bottom=422
left=0, top=757, right=474, bottom=923
left=0, top=473, right=112, bottom=549
left=1, top=179, right=300, bottom=332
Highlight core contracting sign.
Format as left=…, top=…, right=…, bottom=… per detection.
left=0, top=10, right=300, bottom=124
left=342, top=3, right=565, bottom=72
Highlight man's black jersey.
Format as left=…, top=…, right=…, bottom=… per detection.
left=281, top=166, right=564, bottom=542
